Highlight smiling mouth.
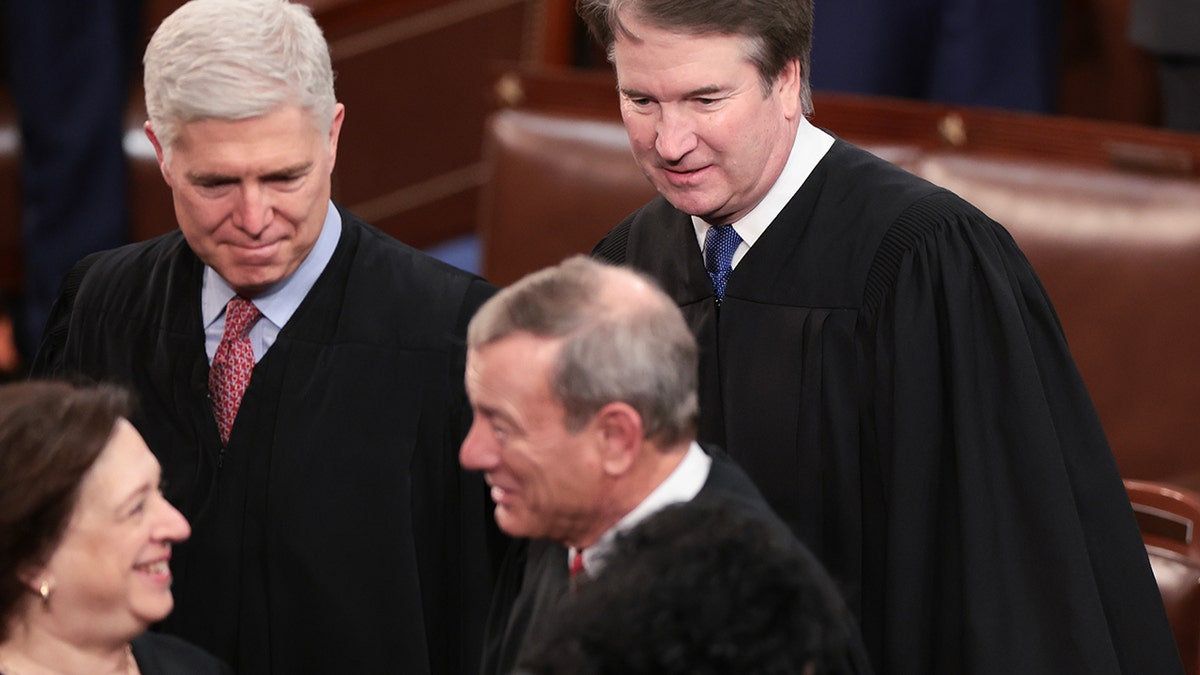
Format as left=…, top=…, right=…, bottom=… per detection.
left=231, top=240, right=281, bottom=251
left=134, top=560, right=171, bottom=575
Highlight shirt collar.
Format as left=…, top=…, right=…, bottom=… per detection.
left=692, top=117, right=835, bottom=260
left=571, top=441, right=712, bottom=576
left=202, top=200, right=342, bottom=329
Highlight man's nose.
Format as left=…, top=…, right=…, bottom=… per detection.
left=654, top=107, right=699, bottom=162
left=459, top=419, right=498, bottom=471
left=233, top=183, right=272, bottom=236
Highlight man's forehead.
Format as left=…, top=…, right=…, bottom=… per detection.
left=169, top=109, right=326, bottom=171
left=612, top=26, right=759, bottom=80
left=172, top=106, right=325, bottom=143
left=472, top=333, right=563, bottom=370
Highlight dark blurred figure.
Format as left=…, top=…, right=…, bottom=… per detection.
left=1130, top=0, right=1200, bottom=132
left=518, top=500, right=851, bottom=675
left=810, top=0, right=1061, bottom=113
left=1, top=1, right=141, bottom=359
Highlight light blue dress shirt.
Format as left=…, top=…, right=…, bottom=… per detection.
left=202, top=201, right=342, bottom=363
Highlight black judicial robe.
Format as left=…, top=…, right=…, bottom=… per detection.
left=480, top=447, right=872, bottom=675
left=32, top=207, right=501, bottom=675
left=131, top=632, right=233, bottom=675
left=593, top=141, right=1182, bottom=674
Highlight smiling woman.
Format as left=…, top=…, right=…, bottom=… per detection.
left=0, top=381, right=230, bottom=675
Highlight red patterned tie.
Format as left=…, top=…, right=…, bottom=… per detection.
left=569, top=549, right=587, bottom=579
left=209, top=296, right=261, bottom=445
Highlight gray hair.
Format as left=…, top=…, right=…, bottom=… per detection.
left=144, top=0, right=337, bottom=153
left=576, top=0, right=814, bottom=115
left=468, top=256, right=698, bottom=446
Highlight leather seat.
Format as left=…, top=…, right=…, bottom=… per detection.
left=477, top=67, right=1200, bottom=494
left=1126, top=479, right=1200, bottom=674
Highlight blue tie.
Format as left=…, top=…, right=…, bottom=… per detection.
left=704, top=225, right=742, bottom=300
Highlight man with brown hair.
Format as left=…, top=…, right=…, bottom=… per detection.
left=579, top=0, right=1181, bottom=672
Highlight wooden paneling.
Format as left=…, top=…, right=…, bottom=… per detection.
left=326, top=0, right=537, bottom=247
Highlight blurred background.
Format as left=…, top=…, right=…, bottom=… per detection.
left=0, top=0, right=1191, bottom=379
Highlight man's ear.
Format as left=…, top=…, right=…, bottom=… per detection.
left=777, top=59, right=803, bottom=120
left=144, top=121, right=173, bottom=188
left=593, top=401, right=644, bottom=477
left=327, top=102, right=346, bottom=174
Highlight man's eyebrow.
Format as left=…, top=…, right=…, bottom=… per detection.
left=477, top=403, right=519, bottom=430
left=619, top=84, right=724, bottom=99
left=262, top=162, right=314, bottom=180
left=186, top=162, right=314, bottom=184
left=186, top=170, right=236, bottom=184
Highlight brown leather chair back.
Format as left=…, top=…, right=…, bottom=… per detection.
left=1126, top=479, right=1200, bottom=674
left=476, top=66, right=1200, bottom=495
left=478, top=110, right=655, bottom=286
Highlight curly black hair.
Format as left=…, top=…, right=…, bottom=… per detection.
left=517, top=499, right=851, bottom=674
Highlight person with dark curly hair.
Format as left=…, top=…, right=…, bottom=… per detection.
left=460, top=256, right=870, bottom=675
left=517, top=499, right=848, bottom=675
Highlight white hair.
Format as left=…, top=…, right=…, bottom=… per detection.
left=144, top=0, right=337, bottom=154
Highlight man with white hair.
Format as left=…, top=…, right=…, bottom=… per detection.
left=461, top=256, right=871, bottom=675
left=31, top=1, right=499, bottom=673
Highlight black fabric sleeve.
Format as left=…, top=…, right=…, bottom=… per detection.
left=861, top=194, right=1182, bottom=674
left=28, top=251, right=104, bottom=378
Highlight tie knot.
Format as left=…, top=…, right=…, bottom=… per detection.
left=224, top=297, right=261, bottom=339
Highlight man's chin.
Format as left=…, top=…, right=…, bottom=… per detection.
left=655, top=186, right=725, bottom=221
left=218, top=268, right=286, bottom=298
left=494, top=507, right=538, bottom=539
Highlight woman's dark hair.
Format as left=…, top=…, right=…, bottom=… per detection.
left=519, top=500, right=852, bottom=674
left=0, top=380, right=132, bottom=639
